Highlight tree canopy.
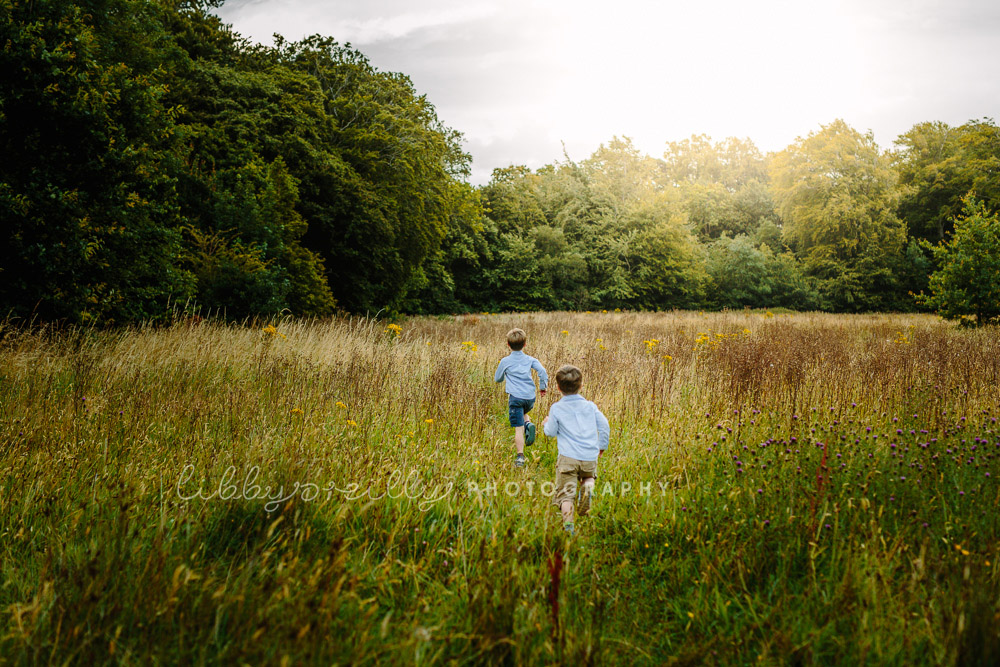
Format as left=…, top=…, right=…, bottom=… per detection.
left=2, top=1, right=999, bottom=322
left=920, top=197, right=1000, bottom=326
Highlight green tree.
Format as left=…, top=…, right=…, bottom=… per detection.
left=895, top=118, right=1000, bottom=243
left=0, top=0, right=194, bottom=323
left=920, top=197, right=1000, bottom=326
left=704, top=236, right=820, bottom=310
left=769, top=120, right=906, bottom=311
left=762, top=247, right=822, bottom=311
left=705, top=236, right=771, bottom=308
left=480, top=166, right=547, bottom=234
left=627, top=202, right=708, bottom=310
left=280, top=36, right=471, bottom=313
left=395, top=181, right=485, bottom=314
left=262, top=159, right=336, bottom=316
left=662, top=135, right=767, bottom=190
left=584, top=136, right=662, bottom=220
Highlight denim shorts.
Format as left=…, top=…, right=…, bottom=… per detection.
left=508, top=395, right=535, bottom=427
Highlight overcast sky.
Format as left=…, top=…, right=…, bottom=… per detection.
left=217, top=0, right=1000, bottom=184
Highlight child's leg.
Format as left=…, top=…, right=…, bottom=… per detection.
left=578, top=476, right=596, bottom=516
left=562, top=471, right=585, bottom=523
left=560, top=499, right=574, bottom=524
left=509, top=398, right=526, bottom=455
left=522, top=399, right=536, bottom=445
left=553, top=456, right=577, bottom=526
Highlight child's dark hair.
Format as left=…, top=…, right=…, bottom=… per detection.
left=555, top=364, right=582, bottom=394
left=506, top=328, right=527, bottom=351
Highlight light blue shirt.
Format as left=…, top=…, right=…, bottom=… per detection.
left=494, top=350, right=548, bottom=400
left=543, top=394, right=610, bottom=461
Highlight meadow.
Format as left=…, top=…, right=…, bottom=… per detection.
left=1, top=310, right=999, bottom=665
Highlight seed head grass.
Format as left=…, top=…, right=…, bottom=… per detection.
left=1, top=311, right=998, bottom=663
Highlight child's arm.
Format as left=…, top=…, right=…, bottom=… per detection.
left=542, top=411, right=558, bottom=438
left=493, top=358, right=506, bottom=384
left=532, top=359, right=549, bottom=396
left=596, top=407, right=610, bottom=455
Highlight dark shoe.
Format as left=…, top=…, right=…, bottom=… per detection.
left=524, top=421, right=536, bottom=447
left=515, top=453, right=526, bottom=468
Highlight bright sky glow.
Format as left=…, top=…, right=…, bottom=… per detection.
left=218, top=0, right=1000, bottom=183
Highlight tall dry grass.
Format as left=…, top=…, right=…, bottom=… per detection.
left=1, top=310, right=998, bottom=664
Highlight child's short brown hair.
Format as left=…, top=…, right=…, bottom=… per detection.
left=555, top=364, right=582, bottom=394
left=506, top=328, right=527, bottom=351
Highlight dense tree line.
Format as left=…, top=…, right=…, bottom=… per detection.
left=2, top=0, right=999, bottom=323
left=1, top=0, right=476, bottom=322
left=421, top=121, right=1000, bottom=319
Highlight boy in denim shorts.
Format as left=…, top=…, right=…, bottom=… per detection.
left=494, top=328, right=548, bottom=468
left=542, top=364, right=610, bottom=535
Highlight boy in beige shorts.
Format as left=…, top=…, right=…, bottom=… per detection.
left=542, top=364, right=610, bottom=535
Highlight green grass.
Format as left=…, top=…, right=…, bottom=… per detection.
left=1, top=311, right=999, bottom=664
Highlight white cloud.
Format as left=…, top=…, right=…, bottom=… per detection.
left=218, top=0, right=1000, bottom=183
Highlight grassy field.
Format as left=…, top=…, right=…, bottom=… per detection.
left=2, top=310, right=999, bottom=664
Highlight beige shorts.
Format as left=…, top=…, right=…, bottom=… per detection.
left=552, top=455, right=598, bottom=507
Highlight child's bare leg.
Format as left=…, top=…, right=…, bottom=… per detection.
left=561, top=500, right=574, bottom=524
left=514, top=425, right=525, bottom=454
left=578, top=477, right=595, bottom=516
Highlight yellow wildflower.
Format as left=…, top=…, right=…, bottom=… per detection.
left=262, top=324, right=286, bottom=339
left=291, top=407, right=304, bottom=415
